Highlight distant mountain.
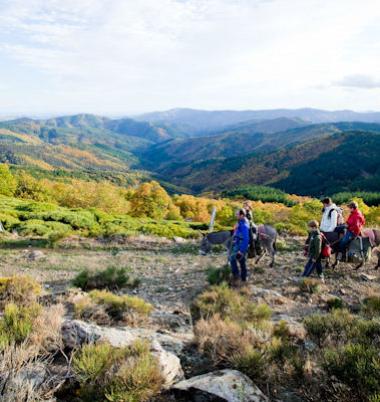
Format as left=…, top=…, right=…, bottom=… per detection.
left=142, top=124, right=380, bottom=196
left=136, top=107, right=380, bottom=135
left=139, top=121, right=380, bottom=175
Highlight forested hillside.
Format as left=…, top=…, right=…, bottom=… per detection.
left=0, top=112, right=379, bottom=198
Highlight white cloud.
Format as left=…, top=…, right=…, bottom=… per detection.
left=0, top=0, right=380, bottom=114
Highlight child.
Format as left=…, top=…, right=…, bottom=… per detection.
left=302, top=220, right=324, bottom=281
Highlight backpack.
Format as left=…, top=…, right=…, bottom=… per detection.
left=320, top=232, right=332, bottom=258
left=328, top=207, right=345, bottom=226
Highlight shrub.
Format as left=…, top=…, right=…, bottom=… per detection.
left=73, top=340, right=163, bottom=402
left=206, top=265, right=231, bottom=285
left=326, top=297, right=345, bottom=311
left=362, top=296, right=380, bottom=318
left=72, top=267, right=138, bottom=291
left=230, top=345, right=267, bottom=380
left=192, top=284, right=271, bottom=326
left=194, top=315, right=265, bottom=366
left=304, top=309, right=354, bottom=347
left=298, top=278, right=321, bottom=294
left=74, top=290, right=152, bottom=325
left=323, top=343, right=380, bottom=401
left=0, top=303, right=41, bottom=347
left=0, top=276, right=41, bottom=307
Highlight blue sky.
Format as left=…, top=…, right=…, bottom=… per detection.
left=0, top=0, right=380, bottom=116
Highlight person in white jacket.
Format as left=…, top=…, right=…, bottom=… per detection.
left=320, top=198, right=339, bottom=233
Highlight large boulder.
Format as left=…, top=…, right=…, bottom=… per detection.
left=62, top=320, right=183, bottom=387
left=173, top=369, right=268, bottom=402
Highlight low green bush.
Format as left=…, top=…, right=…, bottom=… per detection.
left=72, top=267, right=139, bottom=291
left=362, top=296, right=380, bottom=318
left=323, top=343, right=380, bottom=401
left=73, top=340, right=163, bottom=402
left=206, top=265, right=231, bottom=285
left=326, top=297, right=345, bottom=311
left=299, top=278, right=321, bottom=294
left=0, top=303, right=41, bottom=347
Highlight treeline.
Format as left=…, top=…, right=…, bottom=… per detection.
left=221, top=185, right=297, bottom=206
left=332, top=192, right=380, bottom=207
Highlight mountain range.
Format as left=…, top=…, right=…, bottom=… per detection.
left=0, top=108, right=379, bottom=197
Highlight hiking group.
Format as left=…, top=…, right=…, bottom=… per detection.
left=228, top=198, right=377, bottom=286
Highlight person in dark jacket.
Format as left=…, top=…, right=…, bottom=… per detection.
left=230, top=209, right=250, bottom=285
left=243, top=201, right=259, bottom=257
left=338, top=201, right=366, bottom=259
left=302, top=220, right=324, bottom=281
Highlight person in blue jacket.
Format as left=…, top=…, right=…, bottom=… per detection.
left=230, top=209, right=250, bottom=285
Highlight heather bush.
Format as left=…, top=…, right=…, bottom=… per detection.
left=73, top=340, right=163, bottom=402
left=0, top=275, right=41, bottom=307
left=72, top=266, right=138, bottom=291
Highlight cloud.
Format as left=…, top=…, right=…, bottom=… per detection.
left=0, top=0, right=380, bottom=114
left=335, top=74, right=380, bottom=89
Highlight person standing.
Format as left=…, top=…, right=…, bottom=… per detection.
left=320, top=197, right=339, bottom=233
left=338, top=201, right=366, bottom=259
left=230, top=209, right=250, bottom=285
left=243, top=201, right=258, bottom=257
left=302, top=220, right=324, bottom=281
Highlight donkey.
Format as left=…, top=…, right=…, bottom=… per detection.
left=324, top=228, right=380, bottom=270
left=199, top=224, right=278, bottom=267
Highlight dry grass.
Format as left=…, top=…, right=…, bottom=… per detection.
left=0, top=343, right=65, bottom=401
left=73, top=290, right=153, bottom=326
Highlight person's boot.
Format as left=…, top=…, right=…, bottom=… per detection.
left=337, top=252, right=343, bottom=261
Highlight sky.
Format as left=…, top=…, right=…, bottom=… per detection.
left=0, top=0, right=380, bottom=116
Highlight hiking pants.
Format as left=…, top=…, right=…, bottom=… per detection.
left=230, top=252, right=247, bottom=282
left=339, top=230, right=355, bottom=252
left=302, top=257, right=323, bottom=277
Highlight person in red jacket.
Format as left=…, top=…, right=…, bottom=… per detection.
left=338, top=201, right=366, bottom=259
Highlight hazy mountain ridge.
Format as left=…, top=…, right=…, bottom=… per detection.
left=136, top=107, right=380, bottom=134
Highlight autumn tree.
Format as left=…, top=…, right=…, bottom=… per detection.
left=15, top=171, right=51, bottom=202
left=129, top=181, right=174, bottom=219
left=0, top=164, right=17, bottom=197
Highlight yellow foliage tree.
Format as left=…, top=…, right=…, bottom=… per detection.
left=129, top=181, right=173, bottom=220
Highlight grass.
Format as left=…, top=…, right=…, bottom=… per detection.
left=73, top=340, right=163, bottom=402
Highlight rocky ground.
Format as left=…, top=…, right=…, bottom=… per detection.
left=0, top=234, right=379, bottom=401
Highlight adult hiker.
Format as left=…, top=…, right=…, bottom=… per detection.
left=320, top=197, right=340, bottom=233
left=338, top=201, right=366, bottom=260
left=243, top=201, right=258, bottom=257
left=302, top=220, right=324, bottom=281
left=230, top=209, right=250, bottom=285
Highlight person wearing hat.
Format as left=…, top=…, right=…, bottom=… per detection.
left=302, top=220, right=324, bottom=280
left=230, top=208, right=250, bottom=285
left=338, top=201, right=366, bottom=259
